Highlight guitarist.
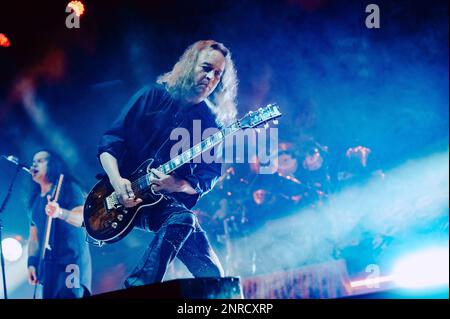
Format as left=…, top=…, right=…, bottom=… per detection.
left=98, top=40, right=238, bottom=287
left=27, top=150, right=92, bottom=298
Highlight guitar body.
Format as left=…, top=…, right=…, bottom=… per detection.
left=84, top=158, right=164, bottom=244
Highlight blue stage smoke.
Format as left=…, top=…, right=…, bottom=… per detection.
left=226, top=150, right=449, bottom=276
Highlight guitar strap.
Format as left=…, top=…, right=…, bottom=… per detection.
left=153, top=108, right=187, bottom=164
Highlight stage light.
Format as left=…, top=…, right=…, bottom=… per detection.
left=392, top=247, right=449, bottom=289
left=0, top=33, right=11, bottom=47
left=1, top=238, right=23, bottom=262
left=350, top=275, right=394, bottom=288
left=67, top=1, right=85, bottom=17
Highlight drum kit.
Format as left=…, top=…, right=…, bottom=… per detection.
left=185, top=141, right=376, bottom=278
left=194, top=140, right=379, bottom=276
left=193, top=140, right=331, bottom=275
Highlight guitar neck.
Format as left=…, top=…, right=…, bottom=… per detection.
left=41, top=174, right=64, bottom=260
left=128, top=103, right=281, bottom=194
left=158, top=125, right=240, bottom=175
left=129, top=125, right=239, bottom=195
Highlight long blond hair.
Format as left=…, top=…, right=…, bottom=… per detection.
left=157, top=40, right=238, bottom=126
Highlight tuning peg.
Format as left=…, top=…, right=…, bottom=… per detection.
left=272, top=119, right=278, bottom=125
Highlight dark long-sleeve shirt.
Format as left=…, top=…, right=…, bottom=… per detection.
left=97, top=84, right=222, bottom=210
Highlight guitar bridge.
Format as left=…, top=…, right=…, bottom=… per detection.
left=105, top=193, right=120, bottom=210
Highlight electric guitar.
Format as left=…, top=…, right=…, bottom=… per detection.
left=83, top=104, right=281, bottom=245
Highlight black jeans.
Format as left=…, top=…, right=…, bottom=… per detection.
left=124, top=205, right=224, bottom=287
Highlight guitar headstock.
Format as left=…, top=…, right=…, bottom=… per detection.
left=237, top=103, right=282, bottom=129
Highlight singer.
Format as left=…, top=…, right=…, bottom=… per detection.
left=27, top=150, right=92, bottom=298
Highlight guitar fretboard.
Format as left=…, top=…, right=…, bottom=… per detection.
left=129, top=124, right=241, bottom=193
left=158, top=124, right=240, bottom=175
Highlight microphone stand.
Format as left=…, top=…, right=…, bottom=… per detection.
left=0, top=165, right=22, bottom=299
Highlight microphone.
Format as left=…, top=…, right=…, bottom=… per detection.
left=1, top=155, right=31, bottom=174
